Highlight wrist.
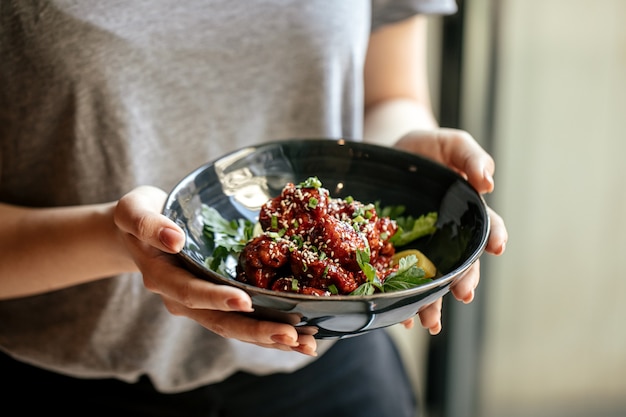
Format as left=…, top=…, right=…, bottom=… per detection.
left=363, top=99, right=438, bottom=147
left=100, top=202, right=141, bottom=274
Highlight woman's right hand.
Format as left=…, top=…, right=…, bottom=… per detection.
left=113, top=186, right=318, bottom=356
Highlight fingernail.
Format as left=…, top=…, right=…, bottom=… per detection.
left=483, top=168, right=494, bottom=193
left=271, top=333, right=298, bottom=347
left=159, top=228, right=184, bottom=252
left=226, top=297, right=253, bottom=312
left=292, top=345, right=318, bottom=357
left=497, top=241, right=506, bottom=255
left=429, top=322, right=442, bottom=336
left=463, top=289, right=475, bottom=304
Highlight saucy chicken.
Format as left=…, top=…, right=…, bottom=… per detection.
left=236, top=179, right=399, bottom=296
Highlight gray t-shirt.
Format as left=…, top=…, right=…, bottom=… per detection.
left=0, top=0, right=456, bottom=392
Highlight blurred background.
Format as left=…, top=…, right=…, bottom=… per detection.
left=388, top=0, right=626, bottom=416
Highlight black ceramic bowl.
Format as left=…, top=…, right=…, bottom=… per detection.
left=163, top=139, right=490, bottom=339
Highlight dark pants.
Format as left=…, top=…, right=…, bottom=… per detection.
left=2, top=329, right=416, bottom=417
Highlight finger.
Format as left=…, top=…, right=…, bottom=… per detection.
left=450, top=260, right=480, bottom=304
left=114, top=186, right=185, bottom=254
left=418, top=298, right=442, bottom=335
left=437, top=129, right=496, bottom=194
left=395, top=129, right=496, bottom=195
left=253, top=335, right=318, bottom=356
left=128, top=241, right=253, bottom=312
left=166, top=299, right=318, bottom=354
left=401, top=317, right=415, bottom=329
left=486, top=206, right=508, bottom=256
left=254, top=334, right=318, bottom=356
left=292, top=334, right=318, bottom=356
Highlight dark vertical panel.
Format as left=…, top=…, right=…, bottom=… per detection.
left=437, top=0, right=465, bottom=129
left=424, top=1, right=502, bottom=416
left=483, top=0, right=501, bottom=155
left=424, top=1, right=465, bottom=416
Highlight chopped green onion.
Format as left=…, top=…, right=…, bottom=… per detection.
left=298, top=177, right=322, bottom=189
left=292, top=235, right=303, bottom=248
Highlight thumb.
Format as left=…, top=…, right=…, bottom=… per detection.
left=114, top=186, right=185, bottom=253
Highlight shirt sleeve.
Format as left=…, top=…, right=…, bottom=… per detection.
left=371, top=0, right=458, bottom=31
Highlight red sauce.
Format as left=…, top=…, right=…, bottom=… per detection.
left=236, top=181, right=399, bottom=296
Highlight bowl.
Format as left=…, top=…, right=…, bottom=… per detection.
left=163, top=138, right=490, bottom=339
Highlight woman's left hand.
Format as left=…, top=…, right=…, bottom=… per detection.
left=394, top=128, right=508, bottom=334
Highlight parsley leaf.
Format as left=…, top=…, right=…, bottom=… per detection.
left=374, top=202, right=438, bottom=247
left=351, top=252, right=432, bottom=295
left=381, top=255, right=431, bottom=292
left=356, top=249, right=378, bottom=283
left=350, top=282, right=376, bottom=296
left=201, top=205, right=256, bottom=273
left=351, top=249, right=383, bottom=295
left=376, top=203, right=407, bottom=219
left=389, top=211, right=438, bottom=247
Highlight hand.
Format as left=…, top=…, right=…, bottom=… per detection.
left=113, top=186, right=318, bottom=356
left=394, top=128, right=508, bottom=335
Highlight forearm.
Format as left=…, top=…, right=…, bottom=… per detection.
left=363, top=98, right=439, bottom=147
left=363, top=14, right=439, bottom=147
left=0, top=202, right=138, bottom=300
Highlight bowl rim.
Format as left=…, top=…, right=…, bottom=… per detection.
left=164, top=138, right=491, bottom=301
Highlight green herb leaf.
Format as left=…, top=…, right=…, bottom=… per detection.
left=201, top=205, right=256, bottom=273
left=389, top=211, right=438, bottom=247
left=206, top=245, right=230, bottom=273
left=381, top=254, right=432, bottom=292
left=375, top=202, right=406, bottom=219
left=355, top=249, right=376, bottom=281
left=351, top=249, right=383, bottom=295
left=350, top=282, right=377, bottom=296
left=351, top=253, right=433, bottom=295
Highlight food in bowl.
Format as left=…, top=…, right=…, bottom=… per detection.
left=202, top=177, right=439, bottom=296
left=162, top=139, right=490, bottom=338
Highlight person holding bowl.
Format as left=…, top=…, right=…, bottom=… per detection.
left=0, top=1, right=507, bottom=416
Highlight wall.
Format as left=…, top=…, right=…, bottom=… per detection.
left=468, top=1, right=626, bottom=416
